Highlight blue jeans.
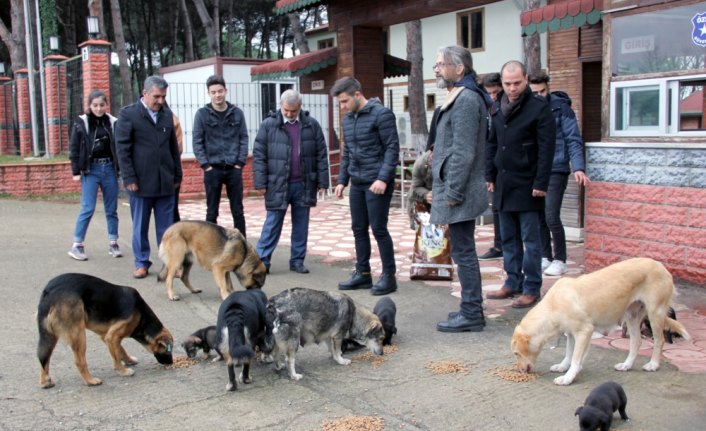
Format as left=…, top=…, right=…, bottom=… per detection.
left=540, top=173, right=569, bottom=262
left=129, top=194, right=174, bottom=269
left=204, top=166, right=246, bottom=237
left=449, top=219, right=484, bottom=318
left=72, top=161, right=119, bottom=243
left=349, top=183, right=396, bottom=275
left=256, top=182, right=310, bottom=267
left=498, top=210, right=542, bottom=296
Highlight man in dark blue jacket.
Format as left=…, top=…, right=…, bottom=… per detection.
left=529, top=71, right=591, bottom=277
left=116, top=76, right=182, bottom=279
left=192, top=75, right=249, bottom=236
left=332, top=77, right=400, bottom=296
left=252, top=89, right=329, bottom=274
left=485, top=61, right=555, bottom=309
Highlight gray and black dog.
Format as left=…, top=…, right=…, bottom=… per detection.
left=575, top=381, right=629, bottom=431
left=342, top=297, right=397, bottom=353
left=265, top=287, right=385, bottom=380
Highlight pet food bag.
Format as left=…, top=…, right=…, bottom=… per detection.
left=410, top=203, right=454, bottom=281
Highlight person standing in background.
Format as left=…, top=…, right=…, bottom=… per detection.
left=528, top=70, right=590, bottom=277
left=192, top=75, right=249, bottom=236
left=115, top=76, right=182, bottom=279
left=68, top=89, right=121, bottom=261
left=332, top=76, right=400, bottom=296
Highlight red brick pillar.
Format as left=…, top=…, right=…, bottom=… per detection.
left=0, top=76, right=15, bottom=155
left=78, top=39, right=111, bottom=112
left=15, top=69, right=32, bottom=156
left=44, top=55, right=70, bottom=156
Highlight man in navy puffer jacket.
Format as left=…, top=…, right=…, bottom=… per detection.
left=252, top=90, right=329, bottom=274
left=529, top=71, right=590, bottom=277
left=332, top=77, right=400, bottom=296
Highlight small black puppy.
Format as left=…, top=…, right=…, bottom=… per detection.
left=342, top=297, right=397, bottom=353
left=216, top=289, right=272, bottom=391
left=182, top=326, right=223, bottom=361
left=373, top=297, right=397, bottom=345
left=575, top=381, right=629, bottom=431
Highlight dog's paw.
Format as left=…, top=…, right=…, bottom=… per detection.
left=211, top=356, right=222, bottom=363
left=614, top=362, right=633, bottom=371
left=553, top=375, right=575, bottom=386
left=274, top=361, right=285, bottom=370
left=239, top=371, right=252, bottom=384
left=116, top=367, right=135, bottom=377
left=335, top=358, right=352, bottom=366
left=86, top=377, right=103, bottom=386
left=123, top=356, right=139, bottom=365
left=261, top=353, right=274, bottom=363
left=40, top=377, right=55, bottom=389
left=550, top=363, right=569, bottom=373
left=226, top=382, right=236, bottom=391
left=642, top=361, right=660, bottom=372
left=290, top=372, right=303, bottom=381
left=169, top=295, right=181, bottom=301
left=192, top=288, right=202, bottom=294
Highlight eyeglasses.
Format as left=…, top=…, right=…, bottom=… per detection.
left=432, top=62, right=452, bottom=70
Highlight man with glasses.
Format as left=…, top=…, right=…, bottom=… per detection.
left=192, top=75, right=249, bottom=236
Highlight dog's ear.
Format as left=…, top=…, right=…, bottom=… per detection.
left=575, top=406, right=583, bottom=416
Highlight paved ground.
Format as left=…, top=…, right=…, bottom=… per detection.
left=1, top=197, right=705, bottom=431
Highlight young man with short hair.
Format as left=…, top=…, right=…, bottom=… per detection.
left=192, top=75, right=249, bottom=236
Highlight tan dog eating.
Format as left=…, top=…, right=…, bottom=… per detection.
left=511, top=258, right=690, bottom=385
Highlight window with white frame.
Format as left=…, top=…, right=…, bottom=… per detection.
left=609, top=2, right=706, bottom=137
left=610, top=76, right=706, bottom=136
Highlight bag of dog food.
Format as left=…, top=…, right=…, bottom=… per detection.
left=410, top=202, right=454, bottom=281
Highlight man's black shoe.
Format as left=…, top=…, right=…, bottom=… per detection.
left=436, top=314, right=485, bottom=332
left=371, top=273, right=397, bottom=296
left=338, top=270, right=373, bottom=290
left=289, top=264, right=310, bottom=274
left=478, top=247, right=503, bottom=260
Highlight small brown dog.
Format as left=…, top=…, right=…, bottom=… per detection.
left=158, top=221, right=267, bottom=301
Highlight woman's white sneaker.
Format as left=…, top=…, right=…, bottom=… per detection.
left=544, top=260, right=567, bottom=276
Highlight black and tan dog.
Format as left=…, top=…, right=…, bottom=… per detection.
left=216, top=289, right=272, bottom=391
left=182, top=326, right=223, bottom=361
left=575, top=381, right=629, bottom=431
left=158, top=221, right=267, bottom=301
left=266, top=288, right=385, bottom=380
left=37, top=273, right=174, bottom=388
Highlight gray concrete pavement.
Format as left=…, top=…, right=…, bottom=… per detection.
left=1, top=198, right=705, bottom=430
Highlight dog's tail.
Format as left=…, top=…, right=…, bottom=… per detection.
left=231, top=345, right=255, bottom=365
left=665, top=317, right=691, bottom=341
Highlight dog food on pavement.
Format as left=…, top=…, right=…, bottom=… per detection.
left=322, top=416, right=384, bottom=431
left=166, top=355, right=199, bottom=370
left=489, top=365, right=540, bottom=382
left=425, top=360, right=469, bottom=374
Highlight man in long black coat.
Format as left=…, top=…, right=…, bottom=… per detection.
left=485, top=61, right=555, bottom=309
left=115, top=76, right=182, bottom=279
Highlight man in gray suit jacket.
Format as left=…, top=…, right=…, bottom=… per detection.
left=431, top=46, right=492, bottom=332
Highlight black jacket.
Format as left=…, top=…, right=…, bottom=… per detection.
left=192, top=102, right=249, bottom=169
left=338, top=98, right=399, bottom=186
left=486, top=87, right=555, bottom=212
left=252, top=110, right=329, bottom=210
left=69, top=113, right=118, bottom=176
left=115, top=100, right=182, bottom=197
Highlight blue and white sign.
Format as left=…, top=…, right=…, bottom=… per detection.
left=691, top=12, right=706, bottom=47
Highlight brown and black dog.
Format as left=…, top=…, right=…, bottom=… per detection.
left=37, top=273, right=173, bottom=388
left=158, top=221, right=267, bottom=301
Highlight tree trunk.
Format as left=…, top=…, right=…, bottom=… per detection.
left=192, top=0, right=218, bottom=57
left=288, top=12, right=309, bottom=54
left=522, top=0, right=541, bottom=74
left=212, top=0, right=220, bottom=55
left=0, top=0, right=28, bottom=73
left=225, top=0, right=234, bottom=57
left=109, top=0, right=133, bottom=106
left=406, top=19, right=428, bottom=153
left=179, top=0, right=194, bottom=61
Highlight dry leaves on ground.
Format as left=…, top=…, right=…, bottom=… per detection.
left=165, top=355, right=199, bottom=370
left=321, top=416, right=384, bottom=431
left=351, top=344, right=398, bottom=368
left=424, top=360, right=469, bottom=375
left=488, top=365, right=540, bottom=382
